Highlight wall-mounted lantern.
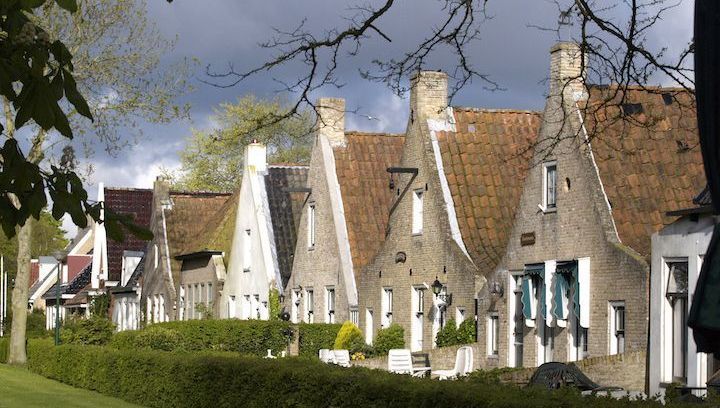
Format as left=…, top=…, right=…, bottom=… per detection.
left=489, top=280, right=504, bottom=298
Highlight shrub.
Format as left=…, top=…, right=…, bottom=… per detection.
left=373, top=323, right=405, bottom=356
left=22, top=340, right=673, bottom=408
left=110, top=319, right=293, bottom=357
left=333, top=321, right=363, bottom=350
left=26, top=309, right=51, bottom=338
left=297, top=323, right=342, bottom=357
left=60, top=316, right=114, bottom=345
left=435, top=319, right=475, bottom=348
left=0, top=337, right=7, bottom=363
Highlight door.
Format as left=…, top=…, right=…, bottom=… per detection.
left=411, top=287, right=425, bottom=352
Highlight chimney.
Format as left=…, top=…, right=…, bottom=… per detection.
left=316, top=98, right=346, bottom=147
left=549, top=42, right=586, bottom=100
left=245, top=140, right=267, bottom=172
left=410, top=71, right=448, bottom=121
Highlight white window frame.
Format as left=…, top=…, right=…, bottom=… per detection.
left=242, top=229, right=251, bottom=272
left=487, top=313, right=499, bottom=356
left=609, top=301, right=626, bottom=355
left=308, top=203, right=316, bottom=249
left=455, top=307, right=466, bottom=328
left=291, top=289, right=301, bottom=324
left=365, top=308, right=374, bottom=345
left=381, top=287, right=393, bottom=328
left=542, top=161, right=557, bottom=212
left=325, top=287, right=336, bottom=323
left=228, top=295, right=236, bottom=318
left=350, top=308, right=359, bottom=326
left=412, top=189, right=424, bottom=235
left=305, top=288, right=314, bottom=323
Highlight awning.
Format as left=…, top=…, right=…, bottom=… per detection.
left=521, top=264, right=545, bottom=324
left=553, top=261, right=578, bottom=321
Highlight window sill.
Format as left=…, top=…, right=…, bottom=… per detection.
left=412, top=232, right=423, bottom=237
left=487, top=354, right=499, bottom=359
left=540, top=205, right=557, bottom=214
left=307, top=246, right=315, bottom=251
left=243, top=269, right=250, bottom=273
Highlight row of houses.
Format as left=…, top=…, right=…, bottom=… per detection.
left=27, top=42, right=717, bottom=395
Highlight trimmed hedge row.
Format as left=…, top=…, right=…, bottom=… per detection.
left=297, top=323, right=342, bottom=357
left=110, top=319, right=293, bottom=356
left=20, top=339, right=681, bottom=408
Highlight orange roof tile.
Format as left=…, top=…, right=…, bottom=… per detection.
left=585, top=87, right=705, bottom=257
left=334, top=132, right=405, bottom=279
left=437, top=108, right=540, bottom=272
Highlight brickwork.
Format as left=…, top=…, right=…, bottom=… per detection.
left=497, top=42, right=648, bottom=368
left=358, top=71, right=480, bottom=351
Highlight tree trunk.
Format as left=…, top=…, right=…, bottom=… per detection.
left=7, top=128, right=46, bottom=365
left=7, top=222, right=31, bottom=365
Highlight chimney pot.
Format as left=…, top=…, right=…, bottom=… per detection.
left=245, top=140, right=267, bottom=172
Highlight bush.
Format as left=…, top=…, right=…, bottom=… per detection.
left=435, top=319, right=475, bottom=348
left=333, top=321, right=363, bottom=350
left=22, top=340, right=675, bottom=408
left=110, top=319, right=293, bottom=357
left=297, top=323, right=342, bottom=357
left=373, top=323, right=405, bottom=356
left=26, top=310, right=51, bottom=338
left=60, top=316, right=114, bottom=345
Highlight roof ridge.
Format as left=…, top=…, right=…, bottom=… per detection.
left=268, top=163, right=310, bottom=169
left=344, top=131, right=405, bottom=137
left=451, top=107, right=541, bottom=115
left=587, top=83, right=693, bottom=93
left=104, top=187, right=153, bottom=192
left=169, top=190, right=233, bottom=196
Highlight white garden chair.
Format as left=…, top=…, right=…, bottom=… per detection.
left=461, top=346, right=474, bottom=375
left=388, top=349, right=430, bottom=377
left=431, top=347, right=466, bottom=380
left=318, top=349, right=334, bottom=363
left=333, top=349, right=351, bottom=367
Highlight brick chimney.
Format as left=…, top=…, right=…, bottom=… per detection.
left=549, top=42, right=586, bottom=101
left=410, top=71, right=448, bottom=121
left=245, top=140, right=267, bottom=172
left=316, top=98, right=345, bottom=147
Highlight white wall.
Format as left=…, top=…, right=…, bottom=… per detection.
left=649, top=214, right=715, bottom=396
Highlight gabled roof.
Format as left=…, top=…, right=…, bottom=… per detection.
left=43, top=261, right=92, bottom=300
left=104, top=187, right=153, bottom=282
left=264, top=165, right=309, bottom=287
left=436, top=109, right=540, bottom=272
left=585, top=87, right=705, bottom=257
left=165, top=191, right=233, bottom=287
left=111, top=255, right=144, bottom=294
left=181, top=191, right=238, bottom=262
left=333, top=132, right=405, bottom=277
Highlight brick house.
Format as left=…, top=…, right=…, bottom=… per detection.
left=219, top=141, right=308, bottom=320
left=285, top=98, right=404, bottom=325
left=141, top=178, right=233, bottom=323
left=493, top=42, right=705, bottom=369
left=357, top=71, right=539, bottom=351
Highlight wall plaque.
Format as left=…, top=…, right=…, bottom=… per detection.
left=520, top=232, right=536, bottom=246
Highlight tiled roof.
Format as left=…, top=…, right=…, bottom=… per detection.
left=334, top=132, right=405, bottom=278
left=181, top=191, right=238, bottom=265
left=265, top=165, right=309, bottom=287
left=585, top=87, right=705, bottom=257
left=166, top=191, right=233, bottom=288
left=104, top=188, right=153, bottom=282
left=436, top=108, right=541, bottom=272
left=43, top=262, right=92, bottom=300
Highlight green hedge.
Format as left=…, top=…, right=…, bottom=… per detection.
left=435, top=319, right=475, bottom=348
left=20, top=340, right=683, bottom=408
left=110, top=319, right=293, bottom=356
left=373, top=324, right=405, bottom=355
left=297, top=323, right=342, bottom=357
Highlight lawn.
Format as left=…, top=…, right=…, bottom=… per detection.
left=0, top=364, right=143, bottom=408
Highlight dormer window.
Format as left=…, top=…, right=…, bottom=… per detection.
left=542, top=162, right=557, bottom=212
left=308, top=203, right=316, bottom=249
left=412, top=189, right=424, bottom=235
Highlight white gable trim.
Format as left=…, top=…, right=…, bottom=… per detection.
left=248, top=169, right=283, bottom=292
left=320, top=135, right=358, bottom=307
left=427, top=108, right=473, bottom=263
left=91, top=183, right=108, bottom=289
left=575, top=107, right=621, bottom=243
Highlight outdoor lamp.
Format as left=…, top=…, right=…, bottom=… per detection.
left=431, top=277, right=443, bottom=296
left=279, top=293, right=285, bottom=304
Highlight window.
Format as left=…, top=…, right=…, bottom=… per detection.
left=666, top=260, right=689, bottom=382
left=416, top=287, right=425, bottom=316
left=511, top=274, right=524, bottom=367
left=412, top=190, right=424, bottom=235
left=254, top=294, right=261, bottom=319
left=207, top=283, right=213, bottom=304
left=228, top=295, right=236, bottom=318
left=456, top=308, right=466, bottom=328
left=350, top=308, right=359, bottom=326
left=381, top=288, right=393, bottom=327
left=291, top=290, right=301, bottom=323
left=574, top=324, right=589, bottom=360
left=326, top=287, right=336, bottom=323
left=487, top=313, right=499, bottom=356
left=542, top=162, right=557, bottom=210
left=242, top=295, right=251, bottom=319
left=308, top=204, right=316, bottom=248
left=609, top=302, right=625, bottom=355
left=542, top=325, right=555, bottom=363
left=179, top=285, right=186, bottom=321
left=365, top=309, right=374, bottom=345
left=243, top=229, right=251, bottom=271
left=305, top=289, right=314, bottom=323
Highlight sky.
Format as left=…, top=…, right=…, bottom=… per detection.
left=61, top=0, right=694, bottom=236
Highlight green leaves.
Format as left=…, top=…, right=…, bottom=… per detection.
left=54, top=0, right=77, bottom=12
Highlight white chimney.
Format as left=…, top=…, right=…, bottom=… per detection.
left=245, top=140, right=267, bottom=172
left=316, top=98, right=345, bottom=148
left=410, top=71, right=448, bottom=121
left=549, top=42, right=586, bottom=101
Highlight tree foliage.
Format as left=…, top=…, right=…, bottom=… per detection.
left=0, top=211, right=67, bottom=279
left=172, top=95, right=312, bottom=192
